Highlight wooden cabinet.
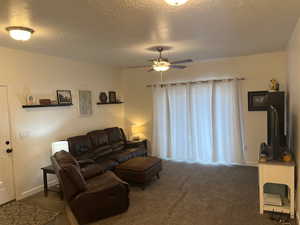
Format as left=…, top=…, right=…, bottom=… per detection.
left=258, top=161, right=295, bottom=218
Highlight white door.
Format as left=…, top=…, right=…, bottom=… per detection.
left=0, top=86, right=15, bottom=205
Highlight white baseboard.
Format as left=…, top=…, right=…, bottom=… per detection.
left=18, top=179, right=58, bottom=200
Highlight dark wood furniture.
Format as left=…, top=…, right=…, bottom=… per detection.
left=41, top=165, right=63, bottom=199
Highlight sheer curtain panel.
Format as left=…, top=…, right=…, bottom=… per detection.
left=152, top=79, right=245, bottom=165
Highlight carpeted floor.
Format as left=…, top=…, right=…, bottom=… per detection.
left=23, top=160, right=292, bottom=225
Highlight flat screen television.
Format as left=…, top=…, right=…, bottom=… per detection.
left=268, top=105, right=281, bottom=160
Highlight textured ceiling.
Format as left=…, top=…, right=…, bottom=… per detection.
left=0, top=0, right=300, bottom=67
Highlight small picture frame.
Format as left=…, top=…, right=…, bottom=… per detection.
left=26, top=95, right=34, bottom=105
left=108, top=91, right=117, bottom=103
left=57, top=90, right=72, bottom=104
left=248, top=91, right=268, bottom=111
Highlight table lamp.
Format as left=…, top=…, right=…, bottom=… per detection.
left=52, top=141, right=69, bottom=155
left=131, top=125, right=145, bottom=141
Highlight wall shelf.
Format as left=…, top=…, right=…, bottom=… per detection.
left=96, top=102, right=123, bottom=105
left=22, top=103, right=73, bottom=108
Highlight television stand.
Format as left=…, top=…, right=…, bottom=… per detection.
left=258, top=161, right=295, bottom=218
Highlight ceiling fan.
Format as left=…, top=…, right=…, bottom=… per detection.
left=130, top=47, right=193, bottom=72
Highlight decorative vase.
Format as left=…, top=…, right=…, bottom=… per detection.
left=99, top=92, right=108, bottom=103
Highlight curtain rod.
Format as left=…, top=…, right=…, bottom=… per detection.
left=146, top=77, right=245, bottom=88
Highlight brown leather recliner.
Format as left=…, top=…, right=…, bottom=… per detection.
left=51, top=150, right=130, bottom=225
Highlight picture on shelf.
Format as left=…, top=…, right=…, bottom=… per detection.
left=99, top=92, right=108, bottom=103
left=57, top=90, right=72, bottom=104
left=26, top=95, right=35, bottom=105
left=108, top=91, right=117, bottom=103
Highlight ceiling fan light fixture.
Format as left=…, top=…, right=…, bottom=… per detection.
left=164, top=0, right=189, bottom=6
left=153, top=61, right=170, bottom=72
left=6, top=26, right=34, bottom=41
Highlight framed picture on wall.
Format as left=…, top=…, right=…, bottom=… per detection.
left=248, top=91, right=268, bottom=111
left=57, top=90, right=72, bottom=104
left=79, top=90, right=92, bottom=116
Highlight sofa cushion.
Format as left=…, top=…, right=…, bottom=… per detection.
left=105, top=127, right=126, bottom=144
left=68, top=135, right=93, bottom=158
left=95, top=158, right=119, bottom=171
left=93, top=145, right=113, bottom=159
left=111, top=142, right=125, bottom=152
left=81, top=164, right=104, bottom=180
left=87, top=130, right=109, bottom=148
left=76, top=151, right=95, bottom=161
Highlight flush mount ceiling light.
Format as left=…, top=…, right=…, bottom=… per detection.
left=164, top=0, right=189, bottom=6
left=6, top=26, right=34, bottom=41
left=152, top=60, right=171, bottom=72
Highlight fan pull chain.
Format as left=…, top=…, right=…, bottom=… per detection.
left=160, top=72, right=163, bottom=83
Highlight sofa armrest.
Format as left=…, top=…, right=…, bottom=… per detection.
left=80, top=164, right=104, bottom=180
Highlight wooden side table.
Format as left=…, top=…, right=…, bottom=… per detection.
left=258, top=161, right=295, bottom=218
left=41, top=165, right=63, bottom=199
left=127, top=139, right=148, bottom=156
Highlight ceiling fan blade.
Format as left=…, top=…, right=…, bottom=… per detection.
left=147, top=68, right=154, bottom=72
left=171, top=59, right=193, bottom=64
left=127, top=65, right=151, bottom=69
left=171, top=65, right=187, bottom=69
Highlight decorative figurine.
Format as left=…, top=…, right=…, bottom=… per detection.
left=99, top=92, right=108, bottom=103
left=269, top=79, right=280, bottom=92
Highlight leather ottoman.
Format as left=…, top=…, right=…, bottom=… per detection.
left=115, top=157, right=162, bottom=189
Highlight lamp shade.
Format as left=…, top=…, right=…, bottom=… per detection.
left=131, top=125, right=145, bottom=134
left=131, top=125, right=146, bottom=140
left=52, top=141, right=69, bottom=155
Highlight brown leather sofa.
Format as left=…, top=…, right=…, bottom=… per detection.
left=51, top=150, right=130, bottom=225
left=67, top=127, right=147, bottom=171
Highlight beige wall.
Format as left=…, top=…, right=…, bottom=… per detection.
left=121, top=52, right=287, bottom=165
left=287, top=17, right=300, bottom=221
left=0, top=46, right=123, bottom=199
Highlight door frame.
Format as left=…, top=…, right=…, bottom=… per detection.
left=0, top=84, right=16, bottom=202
